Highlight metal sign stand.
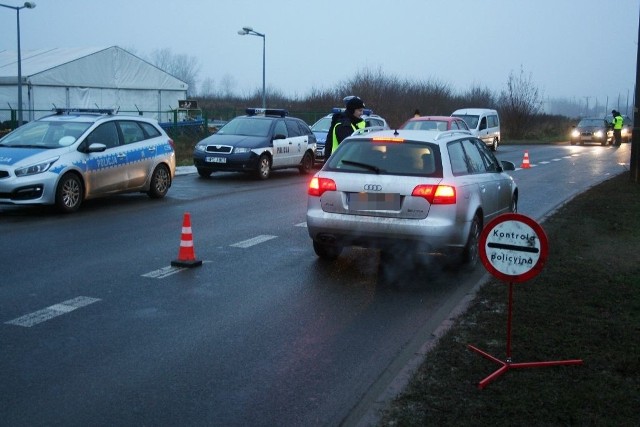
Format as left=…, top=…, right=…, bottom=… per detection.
left=467, top=281, right=583, bottom=389
left=470, top=213, right=583, bottom=389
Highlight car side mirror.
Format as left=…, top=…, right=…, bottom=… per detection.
left=500, top=160, right=516, bottom=171
left=87, top=143, right=107, bottom=153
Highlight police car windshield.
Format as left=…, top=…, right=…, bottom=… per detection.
left=0, top=121, right=91, bottom=148
left=217, top=117, right=272, bottom=137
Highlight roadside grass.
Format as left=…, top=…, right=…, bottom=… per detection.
left=379, top=173, right=640, bottom=426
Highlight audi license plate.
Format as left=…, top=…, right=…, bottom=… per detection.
left=205, top=156, right=227, bottom=163
left=348, top=192, right=400, bottom=210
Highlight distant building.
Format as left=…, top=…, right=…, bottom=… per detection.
left=0, top=46, right=187, bottom=123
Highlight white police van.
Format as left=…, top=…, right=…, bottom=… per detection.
left=451, top=108, right=501, bottom=151
left=0, top=109, right=176, bottom=213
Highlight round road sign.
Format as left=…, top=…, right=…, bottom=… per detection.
left=479, top=213, right=549, bottom=283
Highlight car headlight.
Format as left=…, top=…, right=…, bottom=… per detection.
left=594, top=130, right=604, bottom=138
left=571, top=129, right=580, bottom=138
left=234, top=147, right=251, bottom=154
left=194, top=144, right=207, bottom=152
left=14, top=157, right=59, bottom=177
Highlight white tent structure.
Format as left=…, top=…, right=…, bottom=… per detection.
left=0, top=46, right=188, bottom=123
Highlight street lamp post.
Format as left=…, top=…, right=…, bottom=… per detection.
left=237, top=26, right=266, bottom=109
left=0, top=2, right=36, bottom=127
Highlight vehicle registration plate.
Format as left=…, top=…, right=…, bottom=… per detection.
left=205, top=156, right=227, bottom=163
left=348, top=192, right=401, bottom=210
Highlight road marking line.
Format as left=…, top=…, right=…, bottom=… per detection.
left=231, top=235, right=277, bottom=248
left=5, top=296, right=101, bottom=327
left=295, top=222, right=307, bottom=227
left=142, top=266, right=185, bottom=279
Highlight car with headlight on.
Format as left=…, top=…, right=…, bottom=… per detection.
left=570, top=118, right=612, bottom=146
left=306, top=129, right=518, bottom=267
left=0, top=109, right=176, bottom=213
left=310, top=108, right=389, bottom=164
left=193, top=108, right=316, bottom=179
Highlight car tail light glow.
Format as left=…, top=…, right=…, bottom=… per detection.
left=308, top=177, right=337, bottom=197
left=168, top=138, right=175, bottom=150
left=412, top=184, right=456, bottom=204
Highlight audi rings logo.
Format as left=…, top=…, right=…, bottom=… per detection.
left=363, top=184, right=382, bottom=191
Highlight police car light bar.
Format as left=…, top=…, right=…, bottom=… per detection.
left=331, top=107, right=373, bottom=115
left=54, top=108, right=115, bottom=115
left=245, top=108, right=288, bottom=117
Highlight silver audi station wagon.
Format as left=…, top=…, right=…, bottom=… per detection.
left=0, top=109, right=176, bottom=213
left=306, top=129, right=518, bottom=266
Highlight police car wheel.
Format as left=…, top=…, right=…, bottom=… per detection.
left=197, top=168, right=212, bottom=178
left=148, top=164, right=171, bottom=199
left=256, top=154, right=271, bottom=180
left=299, top=151, right=313, bottom=174
left=55, top=173, right=83, bottom=213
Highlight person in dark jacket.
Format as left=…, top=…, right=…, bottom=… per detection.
left=324, top=96, right=366, bottom=159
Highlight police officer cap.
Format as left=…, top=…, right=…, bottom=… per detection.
left=345, top=96, right=365, bottom=111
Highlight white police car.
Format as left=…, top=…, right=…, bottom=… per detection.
left=0, top=109, right=176, bottom=213
left=193, top=108, right=316, bottom=180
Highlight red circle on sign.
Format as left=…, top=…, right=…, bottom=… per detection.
left=479, top=213, right=548, bottom=283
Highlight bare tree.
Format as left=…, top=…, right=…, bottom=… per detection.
left=149, top=48, right=201, bottom=97
left=498, top=66, right=543, bottom=139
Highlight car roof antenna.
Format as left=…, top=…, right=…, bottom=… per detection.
left=394, top=129, right=399, bottom=136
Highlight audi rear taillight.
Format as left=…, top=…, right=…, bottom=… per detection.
left=308, top=177, right=337, bottom=197
left=412, top=184, right=456, bottom=204
left=168, top=138, right=175, bottom=150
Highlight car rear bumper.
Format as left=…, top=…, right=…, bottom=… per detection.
left=306, top=207, right=470, bottom=251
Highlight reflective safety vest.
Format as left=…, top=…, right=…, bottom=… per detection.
left=613, top=115, right=624, bottom=130
left=331, top=120, right=366, bottom=154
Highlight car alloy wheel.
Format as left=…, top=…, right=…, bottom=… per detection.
left=55, top=173, right=83, bottom=213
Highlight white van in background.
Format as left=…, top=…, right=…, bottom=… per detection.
left=451, top=108, right=501, bottom=151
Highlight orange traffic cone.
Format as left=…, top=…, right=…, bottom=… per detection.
left=521, top=151, right=531, bottom=169
left=171, top=212, right=203, bottom=268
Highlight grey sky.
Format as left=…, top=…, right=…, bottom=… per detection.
left=2, top=0, right=638, bottom=108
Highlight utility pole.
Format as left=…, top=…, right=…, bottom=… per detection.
left=631, top=8, right=640, bottom=182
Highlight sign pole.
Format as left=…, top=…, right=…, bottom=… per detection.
left=468, top=213, right=583, bottom=389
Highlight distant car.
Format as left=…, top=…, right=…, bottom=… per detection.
left=306, top=128, right=518, bottom=266
left=400, top=115, right=470, bottom=132
left=0, top=109, right=176, bottom=213
left=193, top=108, right=316, bottom=180
left=604, top=114, right=632, bottom=143
left=570, top=118, right=612, bottom=146
left=310, top=108, right=390, bottom=164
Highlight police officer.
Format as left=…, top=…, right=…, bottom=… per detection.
left=325, top=96, right=367, bottom=159
left=611, top=110, right=624, bottom=146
